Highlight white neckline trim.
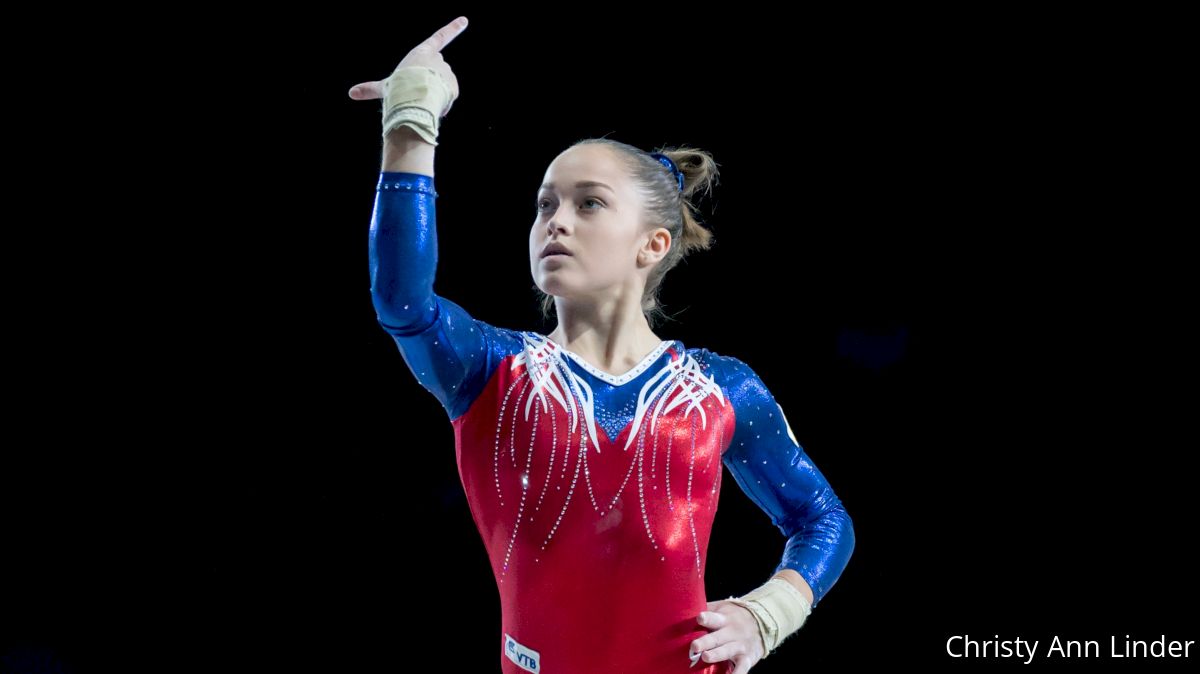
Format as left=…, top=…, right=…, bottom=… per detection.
left=534, top=334, right=674, bottom=386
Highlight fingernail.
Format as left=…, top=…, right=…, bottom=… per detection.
left=689, top=650, right=701, bottom=667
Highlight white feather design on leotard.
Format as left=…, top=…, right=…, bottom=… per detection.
left=512, top=332, right=725, bottom=454
left=512, top=333, right=602, bottom=453
left=625, top=354, right=725, bottom=452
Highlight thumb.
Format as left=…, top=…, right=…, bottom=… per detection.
left=347, top=81, right=383, bottom=100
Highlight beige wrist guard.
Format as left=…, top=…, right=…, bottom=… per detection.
left=381, top=66, right=452, bottom=146
left=726, top=578, right=812, bottom=658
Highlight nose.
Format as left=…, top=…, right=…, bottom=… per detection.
left=546, top=212, right=568, bottom=237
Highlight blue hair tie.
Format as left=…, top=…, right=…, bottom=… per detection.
left=649, top=152, right=685, bottom=193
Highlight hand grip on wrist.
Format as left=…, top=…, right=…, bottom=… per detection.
left=382, top=66, right=452, bottom=146
left=725, top=578, right=812, bottom=659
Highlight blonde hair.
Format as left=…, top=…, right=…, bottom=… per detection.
left=535, top=137, right=720, bottom=329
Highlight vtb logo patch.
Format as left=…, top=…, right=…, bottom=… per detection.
left=504, top=633, right=540, bottom=672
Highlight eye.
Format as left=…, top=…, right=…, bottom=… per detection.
left=536, top=197, right=605, bottom=213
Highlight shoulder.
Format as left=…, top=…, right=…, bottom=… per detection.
left=684, top=344, right=766, bottom=392
left=432, top=295, right=529, bottom=354
left=686, top=345, right=788, bottom=432
left=687, top=347, right=804, bottom=458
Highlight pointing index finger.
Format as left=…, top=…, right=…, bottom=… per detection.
left=419, top=16, right=469, bottom=52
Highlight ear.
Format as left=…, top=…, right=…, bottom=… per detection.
left=638, top=227, right=672, bottom=267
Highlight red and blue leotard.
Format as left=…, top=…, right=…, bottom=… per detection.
left=369, top=171, right=855, bottom=673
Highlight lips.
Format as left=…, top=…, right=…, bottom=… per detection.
left=541, top=242, right=573, bottom=258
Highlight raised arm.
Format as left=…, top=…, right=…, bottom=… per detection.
left=355, top=18, right=499, bottom=421
left=367, top=162, right=490, bottom=418
left=720, top=357, right=855, bottom=609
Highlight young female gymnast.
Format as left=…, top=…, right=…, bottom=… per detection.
left=350, top=16, right=854, bottom=673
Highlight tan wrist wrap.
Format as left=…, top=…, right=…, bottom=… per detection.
left=725, top=578, right=812, bottom=658
left=381, top=66, right=451, bottom=146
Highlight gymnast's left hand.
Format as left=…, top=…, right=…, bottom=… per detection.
left=689, top=599, right=765, bottom=673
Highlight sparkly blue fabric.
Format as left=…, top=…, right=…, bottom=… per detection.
left=594, top=395, right=638, bottom=440
left=369, top=171, right=522, bottom=420
left=696, top=350, right=855, bottom=607
left=369, top=171, right=854, bottom=607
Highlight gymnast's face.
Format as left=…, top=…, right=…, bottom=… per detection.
left=531, top=144, right=669, bottom=307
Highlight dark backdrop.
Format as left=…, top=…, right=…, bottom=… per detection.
left=3, top=8, right=1193, bottom=673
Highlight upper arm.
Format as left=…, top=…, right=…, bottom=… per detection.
left=381, top=294, right=506, bottom=421
left=719, top=356, right=855, bottom=606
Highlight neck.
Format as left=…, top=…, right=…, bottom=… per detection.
left=548, top=297, right=662, bottom=374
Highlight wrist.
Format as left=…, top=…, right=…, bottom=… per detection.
left=726, top=577, right=812, bottom=659
left=386, top=125, right=435, bottom=150
left=382, top=126, right=436, bottom=175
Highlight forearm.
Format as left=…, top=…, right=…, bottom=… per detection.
left=381, top=126, right=436, bottom=176
left=773, top=504, right=855, bottom=608
left=771, top=569, right=815, bottom=607
left=368, top=160, right=440, bottom=333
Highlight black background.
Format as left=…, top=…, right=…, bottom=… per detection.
left=2, top=7, right=1194, bottom=673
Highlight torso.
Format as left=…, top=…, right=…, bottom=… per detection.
left=452, top=331, right=735, bottom=674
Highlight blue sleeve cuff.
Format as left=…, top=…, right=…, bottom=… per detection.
left=377, top=171, right=437, bottom=197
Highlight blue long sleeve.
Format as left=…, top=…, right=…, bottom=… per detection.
left=368, top=171, right=496, bottom=420
left=719, top=356, right=855, bottom=608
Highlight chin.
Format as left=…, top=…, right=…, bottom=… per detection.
left=537, top=275, right=578, bottom=296
left=538, top=279, right=564, bottom=295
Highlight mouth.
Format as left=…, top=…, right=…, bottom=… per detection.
left=540, top=242, right=573, bottom=258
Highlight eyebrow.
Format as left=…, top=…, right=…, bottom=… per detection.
left=539, top=181, right=615, bottom=194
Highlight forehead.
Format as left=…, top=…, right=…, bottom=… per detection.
left=540, top=145, right=627, bottom=193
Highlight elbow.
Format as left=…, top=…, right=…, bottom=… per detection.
left=839, top=506, right=856, bottom=564
left=368, top=240, right=437, bottom=334
left=777, top=494, right=853, bottom=545
left=816, top=501, right=855, bottom=569
left=812, top=502, right=856, bottom=564
left=371, top=284, right=428, bottom=331
left=371, top=287, right=438, bottom=335
left=368, top=250, right=436, bottom=333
